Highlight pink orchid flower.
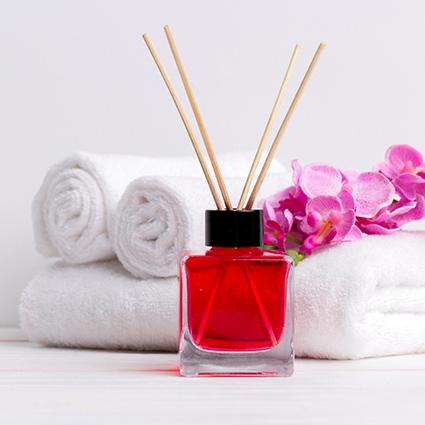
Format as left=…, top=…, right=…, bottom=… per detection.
left=299, top=196, right=355, bottom=254
left=260, top=144, right=425, bottom=261
left=378, top=144, right=425, bottom=180
left=278, top=187, right=307, bottom=220
left=276, top=160, right=308, bottom=219
left=298, top=162, right=394, bottom=219
left=377, top=145, right=425, bottom=218
left=261, top=195, right=294, bottom=251
left=296, top=161, right=357, bottom=210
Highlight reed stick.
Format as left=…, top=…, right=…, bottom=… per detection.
left=164, top=25, right=233, bottom=209
left=245, top=43, right=325, bottom=209
left=237, top=44, right=299, bottom=209
left=142, top=33, right=225, bottom=210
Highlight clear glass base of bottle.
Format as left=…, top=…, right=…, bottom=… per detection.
left=179, top=250, right=294, bottom=377
left=179, top=328, right=294, bottom=377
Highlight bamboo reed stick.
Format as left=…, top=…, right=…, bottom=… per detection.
left=142, top=33, right=225, bottom=210
left=245, top=43, right=325, bottom=209
left=164, top=25, right=233, bottom=209
left=237, top=44, right=299, bottom=209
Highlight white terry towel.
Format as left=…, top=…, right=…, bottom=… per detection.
left=33, top=151, right=281, bottom=264
left=295, top=231, right=425, bottom=359
left=20, top=260, right=178, bottom=351
left=20, top=232, right=425, bottom=359
left=113, top=171, right=289, bottom=279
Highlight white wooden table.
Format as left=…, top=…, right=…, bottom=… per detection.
left=1, top=340, right=424, bottom=424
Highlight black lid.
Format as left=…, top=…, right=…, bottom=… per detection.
left=205, top=209, right=263, bottom=247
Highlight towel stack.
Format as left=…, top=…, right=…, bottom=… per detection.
left=20, top=152, right=425, bottom=359
left=21, top=151, right=290, bottom=350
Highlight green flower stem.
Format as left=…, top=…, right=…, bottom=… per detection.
left=286, top=249, right=305, bottom=266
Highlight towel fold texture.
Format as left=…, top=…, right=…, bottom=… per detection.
left=20, top=231, right=425, bottom=359
left=20, top=260, right=178, bottom=351
left=113, top=173, right=289, bottom=278
left=33, top=151, right=287, bottom=265
left=295, top=231, right=425, bottom=359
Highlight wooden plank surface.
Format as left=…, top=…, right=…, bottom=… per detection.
left=0, top=341, right=424, bottom=424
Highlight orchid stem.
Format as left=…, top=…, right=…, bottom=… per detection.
left=285, top=234, right=302, bottom=245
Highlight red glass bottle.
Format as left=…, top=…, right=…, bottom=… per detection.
left=179, top=209, right=294, bottom=376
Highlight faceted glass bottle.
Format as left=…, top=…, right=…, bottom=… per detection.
left=179, top=209, right=294, bottom=377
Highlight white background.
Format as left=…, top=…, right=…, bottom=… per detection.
left=1, top=0, right=425, bottom=327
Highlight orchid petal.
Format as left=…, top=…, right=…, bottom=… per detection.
left=291, top=160, right=302, bottom=185
left=338, top=189, right=356, bottom=211
left=351, top=172, right=395, bottom=218
left=300, top=211, right=321, bottom=234
left=322, top=226, right=338, bottom=244
left=283, top=209, right=294, bottom=231
left=334, top=210, right=355, bottom=240
left=392, top=196, right=425, bottom=225
left=394, top=173, right=425, bottom=201
left=265, top=220, right=281, bottom=232
left=345, top=225, right=363, bottom=241
left=263, top=233, right=277, bottom=246
left=386, top=144, right=423, bottom=171
left=358, top=222, right=400, bottom=235
left=376, top=161, right=398, bottom=180
left=262, top=199, right=278, bottom=223
left=300, top=164, right=343, bottom=198
left=301, top=235, right=317, bottom=255
left=279, top=196, right=307, bottom=219
left=306, top=195, right=342, bottom=217
left=301, top=226, right=337, bottom=254
left=389, top=200, right=417, bottom=217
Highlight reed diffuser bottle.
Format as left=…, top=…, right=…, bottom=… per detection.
left=143, top=24, right=324, bottom=376
left=179, top=209, right=294, bottom=376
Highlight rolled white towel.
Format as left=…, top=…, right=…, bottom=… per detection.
left=20, top=260, right=178, bottom=351
left=33, top=151, right=274, bottom=264
left=113, top=171, right=290, bottom=279
left=20, top=231, right=425, bottom=358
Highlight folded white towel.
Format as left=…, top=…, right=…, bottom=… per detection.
left=113, top=172, right=289, bottom=278
left=295, top=231, right=425, bottom=359
left=20, top=260, right=178, bottom=351
left=33, top=151, right=283, bottom=264
left=20, top=232, right=425, bottom=358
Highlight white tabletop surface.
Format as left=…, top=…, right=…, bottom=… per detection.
left=1, top=340, right=424, bottom=424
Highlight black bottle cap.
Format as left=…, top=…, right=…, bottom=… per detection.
left=205, top=209, right=263, bottom=247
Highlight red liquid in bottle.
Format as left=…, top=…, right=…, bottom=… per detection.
left=183, top=247, right=289, bottom=352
